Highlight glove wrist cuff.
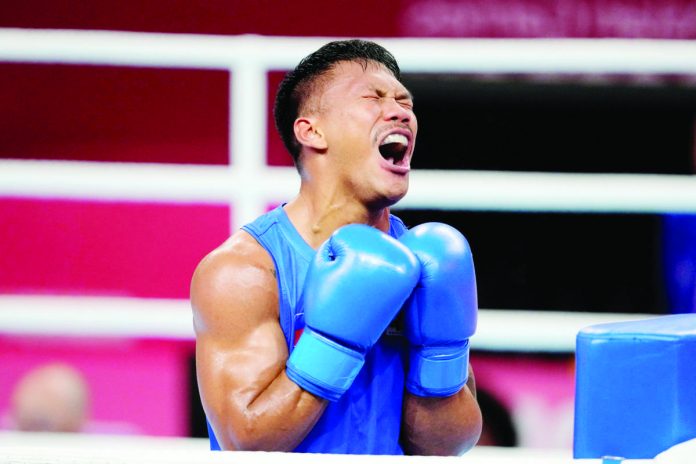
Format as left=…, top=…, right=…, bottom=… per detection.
left=286, top=328, right=365, bottom=402
left=406, top=343, right=470, bottom=397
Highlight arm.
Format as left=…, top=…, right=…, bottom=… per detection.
left=402, top=365, right=482, bottom=455
left=192, top=231, right=327, bottom=451
left=398, top=223, right=483, bottom=455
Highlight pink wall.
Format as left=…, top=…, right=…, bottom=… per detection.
left=0, top=198, right=230, bottom=298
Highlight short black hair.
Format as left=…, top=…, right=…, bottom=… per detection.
left=273, top=39, right=402, bottom=169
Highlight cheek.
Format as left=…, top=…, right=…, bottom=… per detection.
left=338, top=118, right=377, bottom=148
left=325, top=105, right=381, bottom=157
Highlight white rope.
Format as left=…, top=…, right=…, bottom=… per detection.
left=0, top=430, right=667, bottom=463
left=0, top=294, right=652, bottom=352
left=474, top=309, right=652, bottom=352
left=0, top=295, right=194, bottom=340
left=2, top=159, right=696, bottom=214
left=400, top=170, right=696, bottom=214
left=2, top=29, right=696, bottom=75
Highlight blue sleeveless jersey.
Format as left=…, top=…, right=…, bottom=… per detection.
left=207, top=205, right=409, bottom=454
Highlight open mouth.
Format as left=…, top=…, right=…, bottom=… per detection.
left=378, top=133, right=409, bottom=165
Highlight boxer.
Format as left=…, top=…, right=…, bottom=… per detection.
left=191, top=39, right=482, bottom=455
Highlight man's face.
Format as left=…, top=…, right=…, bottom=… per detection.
left=313, top=60, right=417, bottom=207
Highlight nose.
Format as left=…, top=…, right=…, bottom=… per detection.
left=382, top=98, right=412, bottom=124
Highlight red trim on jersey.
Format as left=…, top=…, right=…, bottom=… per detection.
left=294, top=328, right=304, bottom=347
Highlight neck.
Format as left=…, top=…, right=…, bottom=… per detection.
left=284, top=180, right=391, bottom=249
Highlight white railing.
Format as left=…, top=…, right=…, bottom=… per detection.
left=0, top=294, right=653, bottom=352
left=4, top=160, right=696, bottom=217
left=2, top=429, right=690, bottom=462
left=4, top=29, right=696, bottom=72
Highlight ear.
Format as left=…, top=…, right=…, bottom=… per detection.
left=294, top=117, right=328, bottom=151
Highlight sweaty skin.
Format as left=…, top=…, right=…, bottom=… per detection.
left=402, top=367, right=482, bottom=455
left=192, top=232, right=327, bottom=451
left=193, top=59, right=481, bottom=453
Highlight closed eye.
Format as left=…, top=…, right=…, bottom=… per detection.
left=398, top=99, right=414, bottom=110
left=396, top=91, right=414, bottom=109
left=362, top=95, right=413, bottom=109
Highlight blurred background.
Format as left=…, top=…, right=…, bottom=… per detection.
left=1, top=0, right=696, bottom=453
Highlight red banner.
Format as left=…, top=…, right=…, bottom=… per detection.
left=1, top=0, right=695, bottom=39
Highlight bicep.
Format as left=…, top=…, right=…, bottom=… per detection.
left=196, top=318, right=288, bottom=416
left=191, top=251, right=287, bottom=435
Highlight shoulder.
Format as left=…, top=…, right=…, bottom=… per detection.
left=192, top=229, right=275, bottom=289
left=191, top=230, right=278, bottom=335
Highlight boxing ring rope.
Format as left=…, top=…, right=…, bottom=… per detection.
left=4, top=159, right=696, bottom=215
left=3, top=28, right=696, bottom=72
left=1, top=429, right=689, bottom=463
left=0, top=294, right=652, bottom=353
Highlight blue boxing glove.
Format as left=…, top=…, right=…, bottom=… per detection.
left=286, top=224, right=420, bottom=401
left=399, top=223, right=478, bottom=397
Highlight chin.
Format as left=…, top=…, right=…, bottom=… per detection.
left=369, top=183, right=409, bottom=209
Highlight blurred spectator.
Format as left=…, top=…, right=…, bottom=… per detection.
left=10, top=363, right=90, bottom=433
left=476, top=388, right=518, bottom=447
left=663, top=214, right=696, bottom=313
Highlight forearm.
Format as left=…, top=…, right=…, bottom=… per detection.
left=211, top=370, right=328, bottom=451
left=401, top=370, right=482, bottom=456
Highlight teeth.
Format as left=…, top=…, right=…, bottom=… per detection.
left=380, top=133, right=408, bottom=146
